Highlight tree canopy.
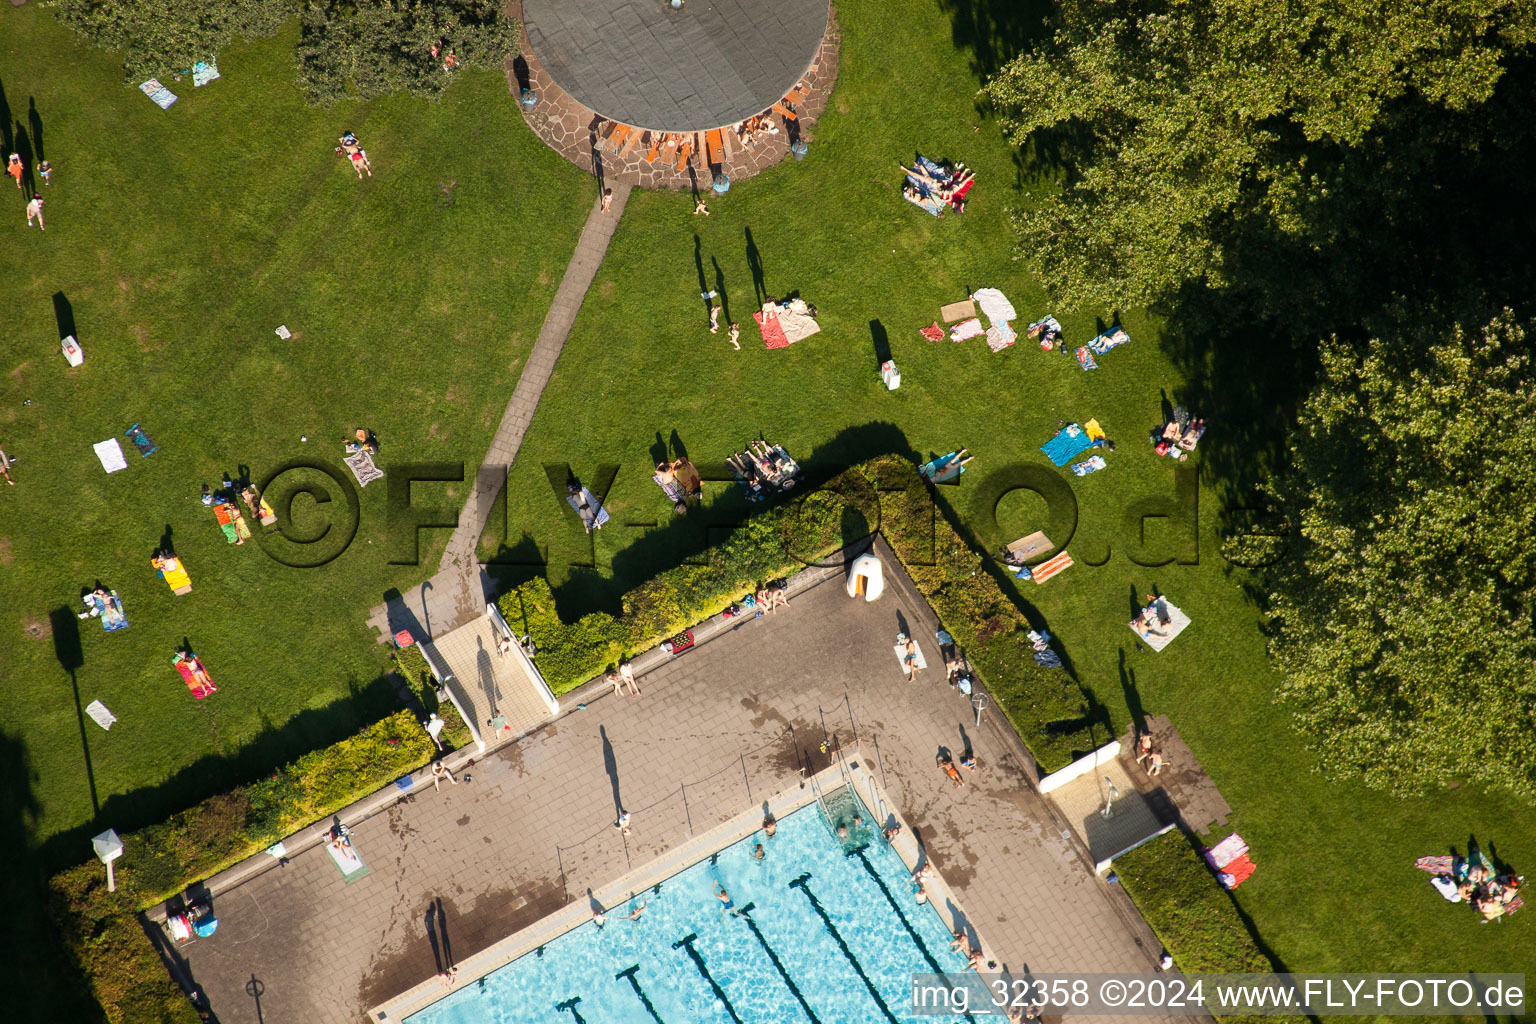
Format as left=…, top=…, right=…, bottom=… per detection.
left=984, top=0, right=1536, bottom=311
left=1267, top=311, right=1536, bottom=797
left=56, top=0, right=291, bottom=83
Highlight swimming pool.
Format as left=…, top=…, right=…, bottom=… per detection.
left=404, top=788, right=972, bottom=1024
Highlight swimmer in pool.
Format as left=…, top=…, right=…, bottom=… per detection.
left=714, top=882, right=737, bottom=916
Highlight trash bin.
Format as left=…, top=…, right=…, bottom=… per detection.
left=61, top=335, right=83, bottom=366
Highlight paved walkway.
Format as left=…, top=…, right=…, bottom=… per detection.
left=365, top=183, right=632, bottom=645
left=185, top=552, right=1199, bottom=1024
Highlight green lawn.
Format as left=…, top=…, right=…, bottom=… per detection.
left=0, top=11, right=592, bottom=855
left=2, top=0, right=1533, bottom=1017
left=486, top=0, right=1536, bottom=1007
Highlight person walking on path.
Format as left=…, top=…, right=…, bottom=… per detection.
left=601, top=188, right=613, bottom=213
left=7, top=154, right=23, bottom=189
left=615, top=810, right=632, bottom=834
left=431, top=760, right=459, bottom=791
left=25, top=194, right=44, bottom=231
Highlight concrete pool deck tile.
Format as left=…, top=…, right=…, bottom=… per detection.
left=176, top=544, right=1204, bottom=1024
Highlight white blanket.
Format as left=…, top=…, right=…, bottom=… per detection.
left=1131, top=602, right=1192, bottom=652
left=345, top=450, right=384, bottom=487
left=94, top=439, right=128, bottom=473
left=893, top=640, right=929, bottom=675
left=972, top=288, right=1017, bottom=327
left=85, top=700, right=117, bottom=731
left=326, top=838, right=368, bottom=878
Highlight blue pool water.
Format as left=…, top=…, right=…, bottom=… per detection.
left=405, top=790, right=972, bottom=1024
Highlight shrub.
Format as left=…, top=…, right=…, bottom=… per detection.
left=391, top=645, right=474, bottom=749
left=55, top=0, right=293, bottom=83
left=1115, top=830, right=1275, bottom=1023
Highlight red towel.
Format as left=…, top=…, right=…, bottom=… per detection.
left=1220, top=852, right=1256, bottom=889
left=175, top=659, right=218, bottom=699
left=754, top=310, right=790, bottom=350
left=948, top=178, right=976, bottom=208
left=919, top=321, right=944, bottom=342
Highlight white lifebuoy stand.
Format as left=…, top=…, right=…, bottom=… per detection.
left=846, top=553, right=885, bottom=601
left=93, top=829, right=123, bottom=892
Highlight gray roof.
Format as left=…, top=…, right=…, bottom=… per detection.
left=525, top=0, right=828, bottom=132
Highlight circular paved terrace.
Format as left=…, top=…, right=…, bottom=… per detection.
left=524, top=0, right=830, bottom=132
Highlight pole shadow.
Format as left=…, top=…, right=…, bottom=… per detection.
left=49, top=607, right=95, bottom=817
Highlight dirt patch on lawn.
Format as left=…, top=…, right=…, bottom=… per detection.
left=0, top=537, right=11, bottom=565
left=10, top=360, right=31, bottom=381
left=22, top=614, right=51, bottom=640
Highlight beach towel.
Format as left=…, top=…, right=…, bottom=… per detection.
left=754, top=309, right=791, bottom=350
left=1040, top=423, right=1093, bottom=466
left=949, top=317, right=984, bottom=342
left=85, top=700, right=117, bottom=731
left=778, top=309, right=821, bottom=344
left=125, top=423, right=158, bottom=457
left=1206, top=834, right=1249, bottom=870
left=94, top=439, right=128, bottom=474
left=653, top=473, right=684, bottom=504
left=1179, top=423, right=1208, bottom=451
left=83, top=590, right=129, bottom=631
left=191, top=59, right=220, bottom=87
left=1415, top=855, right=1457, bottom=875
left=1089, top=326, right=1130, bottom=354
left=1030, top=550, right=1074, bottom=584
left=986, top=322, right=1017, bottom=353
left=919, top=321, right=945, bottom=342
left=948, top=177, right=976, bottom=209
left=1132, top=602, right=1192, bottom=652
left=345, top=449, right=384, bottom=487
left=138, top=79, right=177, bottom=109
left=972, top=288, right=1017, bottom=327
left=939, top=299, right=976, bottom=323
left=1071, top=455, right=1107, bottom=476
left=326, top=837, right=370, bottom=881
left=173, top=654, right=217, bottom=699
left=1075, top=347, right=1098, bottom=371
left=920, top=452, right=967, bottom=483
left=242, top=487, right=277, bottom=526
left=1219, top=852, right=1256, bottom=889
left=154, top=555, right=192, bottom=594
left=566, top=488, right=610, bottom=529
left=893, top=638, right=928, bottom=676
left=1085, top=419, right=1106, bottom=442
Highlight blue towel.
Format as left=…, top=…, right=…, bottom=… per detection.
left=125, top=423, right=158, bottom=457
left=566, top=488, right=610, bottom=528
left=1071, top=455, right=1107, bottom=476
left=1041, top=424, right=1093, bottom=466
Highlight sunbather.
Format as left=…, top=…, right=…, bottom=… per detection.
left=672, top=458, right=702, bottom=500
left=902, top=635, right=922, bottom=678
left=938, top=753, right=964, bottom=787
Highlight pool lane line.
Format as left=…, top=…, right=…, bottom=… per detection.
left=672, top=932, right=745, bottom=1024
left=787, top=873, right=899, bottom=1024
left=615, top=965, right=667, bottom=1024
left=848, top=845, right=979, bottom=1024
left=555, top=995, right=587, bottom=1022
left=737, top=903, right=823, bottom=1024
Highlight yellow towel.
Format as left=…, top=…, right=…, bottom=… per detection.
left=1085, top=419, right=1106, bottom=442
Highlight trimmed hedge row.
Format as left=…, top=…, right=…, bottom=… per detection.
left=49, top=709, right=438, bottom=1023
left=1114, top=830, right=1275, bottom=1023
left=498, top=456, right=1101, bottom=769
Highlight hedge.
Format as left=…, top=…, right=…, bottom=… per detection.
left=49, top=709, right=438, bottom=1023
left=1114, top=830, right=1276, bottom=1024
left=392, top=645, right=474, bottom=750
left=498, top=456, right=1102, bottom=769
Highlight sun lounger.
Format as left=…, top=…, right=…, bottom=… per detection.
left=940, top=299, right=976, bottom=323
left=1029, top=551, right=1074, bottom=584
left=705, top=129, right=725, bottom=165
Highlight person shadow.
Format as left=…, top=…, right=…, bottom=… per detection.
left=601, top=725, right=624, bottom=823
left=711, top=257, right=732, bottom=329
left=745, top=226, right=766, bottom=306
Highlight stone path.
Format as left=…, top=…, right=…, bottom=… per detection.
left=184, top=550, right=1201, bottom=1024
left=364, top=183, right=632, bottom=645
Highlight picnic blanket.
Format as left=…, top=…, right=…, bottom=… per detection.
left=1179, top=423, right=1208, bottom=451
left=920, top=452, right=966, bottom=483
left=191, top=59, right=220, bottom=87
left=1040, top=423, right=1092, bottom=466
left=94, top=439, right=128, bottom=474
left=986, top=322, right=1017, bottom=352
left=173, top=654, right=217, bottom=699
left=345, top=449, right=384, bottom=487
left=125, top=423, right=158, bottom=457
left=138, top=79, right=178, bottom=109
left=949, top=317, right=984, bottom=342
left=903, top=187, right=945, bottom=217
left=1005, top=531, right=1054, bottom=562
left=1132, top=601, right=1192, bottom=652
left=1206, top=833, right=1249, bottom=871
left=1071, top=455, right=1107, bottom=476
left=919, top=321, right=945, bottom=342
left=972, top=288, right=1016, bottom=326
left=85, top=700, right=118, bottom=731
left=940, top=299, right=976, bottom=323
left=893, top=638, right=928, bottom=676
left=213, top=501, right=251, bottom=543
left=754, top=309, right=791, bottom=350
left=1089, top=325, right=1130, bottom=354
left=773, top=304, right=821, bottom=344
left=1075, top=346, right=1098, bottom=371
left=567, top=487, right=611, bottom=529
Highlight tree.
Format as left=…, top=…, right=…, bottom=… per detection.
left=984, top=0, right=1536, bottom=310
left=56, top=0, right=292, bottom=82
left=1266, top=311, right=1536, bottom=797
left=295, top=0, right=518, bottom=104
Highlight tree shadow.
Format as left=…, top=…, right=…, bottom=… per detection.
left=935, top=0, right=1054, bottom=78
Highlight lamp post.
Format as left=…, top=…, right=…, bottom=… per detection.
left=1101, top=778, right=1119, bottom=819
